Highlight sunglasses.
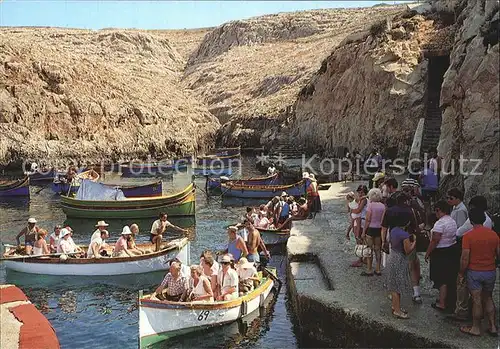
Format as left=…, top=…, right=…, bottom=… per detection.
left=221, top=261, right=230, bottom=265
left=447, top=196, right=455, bottom=200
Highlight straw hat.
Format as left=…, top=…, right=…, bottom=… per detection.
left=372, top=172, right=385, bottom=182
left=27, top=218, right=37, bottom=224
left=227, top=226, right=238, bottom=232
left=121, top=226, right=132, bottom=235
left=95, top=220, right=109, bottom=227
left=238, top=257, right=254, bottom=269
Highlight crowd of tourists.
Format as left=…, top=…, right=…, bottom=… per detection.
left=345, top=167, right=498, bottom=337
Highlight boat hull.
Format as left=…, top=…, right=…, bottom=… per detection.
left=28, top=169, right=56, bottom=183
left=2, top=239, right=190, bottom=276
left=259, top=229, right=290, bottom=246
left=220, top=180, right=308, bottom=199
left=61, top=184, right=195, bottom=218
left=196, top=154, right=241, bottom=167
left=193, top=168, right=233, bottom=177
left=0, top=177, right=30, bottom=197
left=139, top=274, right=274, bottom=347
left=215, top=147, right=241, bottom=157
left=121, top=164, right=187, bottom=177
left=53, top=181, right=163, bottom=197
left=207, top=173, right=280, bottom=192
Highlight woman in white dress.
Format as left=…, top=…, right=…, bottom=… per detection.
left=188, top=265, right=214, bottom=302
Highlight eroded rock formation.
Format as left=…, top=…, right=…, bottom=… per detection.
left=0, top=28, right=219, bottom=167
left=183, top=6, right=406, bottom=148
left=437, top=0, right=499, bottom=211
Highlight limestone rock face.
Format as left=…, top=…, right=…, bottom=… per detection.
left=291, top=15, right=437, bottom=157
left=0, top=28, right=219, bottom=167
left=183, top=6, right=407, bottom=148
left=438, top=0, right=500, bottom=211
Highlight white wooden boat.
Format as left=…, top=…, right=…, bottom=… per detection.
left=1, top=238, right=190, bottom=276
left=138, top=267, right=277, bottom=347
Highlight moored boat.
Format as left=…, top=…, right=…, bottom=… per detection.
left=25, top=168, right=56, bottom=183
left=220, top=180, right=308, bottom=199
left=193, top=167, right=233, bottom=177
left=60, top=180, right=195, bottom=219
left=121, top=163, right=187, bottom=177
left=0, top=177, right=30, bottom=197
left=52, top=169, right=100, bottom=194
left=207, top=173, right=280, bottom=192
left=1, top=238, right=189, bottom=276
left=196, top=154, right=241, bottom=167
left=138, top=267, right=276, bottom=347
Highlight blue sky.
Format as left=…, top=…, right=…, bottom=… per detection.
left=0, top=1, right=411, bottom=30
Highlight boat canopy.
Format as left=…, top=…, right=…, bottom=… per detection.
left=76, top=179, right=126, bottom=201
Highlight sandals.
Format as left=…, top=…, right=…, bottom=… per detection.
left=459, top=326, right=480, bottom=336
left=392, top=310, right=409, bottom=319
left=412, top=296, right=423, bottom=304
left=361, top=271, right=374, bottom=276
left=431, top=302, right=446, bottom=312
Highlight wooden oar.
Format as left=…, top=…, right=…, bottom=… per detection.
left=1, top=251, right=82, bottom=261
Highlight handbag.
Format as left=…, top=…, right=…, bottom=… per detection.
left=354, top=244, right=372, bottom=258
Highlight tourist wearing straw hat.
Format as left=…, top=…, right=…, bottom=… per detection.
left=90, top=220, right=109, bottom=245
left=15, top=217, right=40, bottom=255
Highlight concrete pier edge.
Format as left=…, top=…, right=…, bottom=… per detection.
left=285, top=181, right=498, bottom=349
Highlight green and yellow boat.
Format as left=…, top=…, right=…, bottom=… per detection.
left=61, top=183, right=196, bottom=219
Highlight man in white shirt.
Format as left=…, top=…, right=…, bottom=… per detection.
left=447, top=188, right=468, bottom=228
left=456, top=196, right=493, bottom=238
left=87, top=230, right=109, bottom=258
left=90, top=221, right=109, bottom=244
left=150, top=212, right=188, bottom=251
left=217, top=255, right=239, bottom=301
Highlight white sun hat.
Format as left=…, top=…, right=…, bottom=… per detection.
left=95, top=220, right=109, bottom=227
left=302, top=172, right=310, bottom=179
left=121, top=226, right=132, bottom=235
left=238, top=257, right=254, bottom=269
left=60, top=228, right=71, bottom=238
left=27, top=218, right=37, bottom=224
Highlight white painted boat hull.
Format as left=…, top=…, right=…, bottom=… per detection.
left=2, top=241, right=190, bottom=276
left=139, top=279, right=274, bottom=347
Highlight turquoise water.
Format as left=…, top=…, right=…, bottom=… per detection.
left=0, top=157, right=298, bottom=349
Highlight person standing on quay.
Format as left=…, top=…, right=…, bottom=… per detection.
left=448, top=188, right=469, bottom=229
left=458, top=208, right=499, bottom=337
left=425, top=200, right=459, bottom=312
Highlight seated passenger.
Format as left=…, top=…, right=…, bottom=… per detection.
left=33, top=229, right=50, bottom=256
left=256, top=211, right=270, bottom=229
left=153, top=261, right=188, bottom=302
left=217, top=255, right=239, bottom=301
left=187, top=265, right=214, bottom=302
left=57, top=229, right=74, bottom=254
left=127, top=224, right=145, bottom=255
left=66, top=227, right=85, bottom=256
left=87, top=230, right=109, bottom=258
left=112, top=226, right=134, bottom=257
left=237, top=257, right=259, bottom=296
left=49, top=225, right=62, bottom=253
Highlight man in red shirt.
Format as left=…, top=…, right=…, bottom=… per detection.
left=459, top=208, right=500, bottom=337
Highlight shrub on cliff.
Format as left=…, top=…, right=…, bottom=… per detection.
left=370, top=19, right=388, bottom=37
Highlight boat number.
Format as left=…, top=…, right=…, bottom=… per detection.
left=197, top=310, right=210, bottom=321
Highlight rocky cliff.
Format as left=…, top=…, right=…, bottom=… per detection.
left=290, top=10, right=456, bottom=157
left=437, top=0, right=499, bottom=211
left=182, top=6, right=406, bottom=148
left=0, top=28, right=218, bottom=168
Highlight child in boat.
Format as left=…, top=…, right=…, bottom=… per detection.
left=346, top=192, right=361, bottom=241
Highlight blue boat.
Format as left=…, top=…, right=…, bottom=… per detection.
left=193, top=167, right=233, bottom=177
left=121, top=163, right=187, bottom=177
left=220, top=179, right=308, bottom=199
left=0, top=177, right=30, bottom=197
left=25, top=168, right=56, bottom=183
left=206, top=172, right=281, bottom=192
left=196, top=154, right=240, bottom=167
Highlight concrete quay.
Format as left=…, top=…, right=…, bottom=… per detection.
left=286, top=181, right=499, bottom=348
